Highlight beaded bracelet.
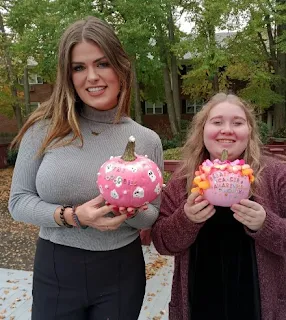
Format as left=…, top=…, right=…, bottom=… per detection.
left=59, top=205, right=73, bottom=228
left=72, top=205, right=88, bottom=229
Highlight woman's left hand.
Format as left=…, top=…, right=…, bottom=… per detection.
left=231, top=199, right=266, bottom=231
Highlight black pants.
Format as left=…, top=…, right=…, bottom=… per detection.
left=32, top=237, right=146, bottom=320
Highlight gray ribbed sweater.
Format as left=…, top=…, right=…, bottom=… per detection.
left=8, top=105, right=163, bottom=251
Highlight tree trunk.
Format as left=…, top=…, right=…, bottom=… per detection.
left=24, top=66, right=31, bottom=116
left=273, top=50, right=286, bottom=131
left=0, top=12, right=23, bottom=129
left=131, top=60, right=142, bottom=124
left=212, top=73, right=219, bottom=93
left=168, top=9, right=181, bottom=130
left=157, top=22, right=179, bottom=137
left=163, top=66, right=179, bottom=136
left=273, top=7, right=286, bottom=131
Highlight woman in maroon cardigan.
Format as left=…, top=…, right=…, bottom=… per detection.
left=152, top=93, right=286, bottom=320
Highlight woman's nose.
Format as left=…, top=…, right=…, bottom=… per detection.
left=87, top=67, right=100, bottom=82
left=220, top=124, right=234, bottom=134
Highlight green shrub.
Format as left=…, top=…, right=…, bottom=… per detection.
left=257, top=121, right=269, bottom=144
left=180, top=119, right=190, bottom=132
left=163, top=147, right=182, bottom=160
left=0, top=132, right=16, bottom=137
left=163, top=147, right=182, bottom=183
left=161, top=134, right=183, bottom=150
left=163, top=171, right=172, bottom=183
left=0, top=132, right=16, bottom=144
left=273, top=127, right=286, bottom=138
left=7, top=148, right=18, bottom=166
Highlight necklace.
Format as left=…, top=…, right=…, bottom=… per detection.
left=86, top=119, right=112, bottom=136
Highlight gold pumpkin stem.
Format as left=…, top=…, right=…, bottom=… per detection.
left=221, top=149, right=228, bottom=161
left=121, top=136, right=137, bottom=161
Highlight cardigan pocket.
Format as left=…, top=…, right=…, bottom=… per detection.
left=277, top=299, right=286, bottom=320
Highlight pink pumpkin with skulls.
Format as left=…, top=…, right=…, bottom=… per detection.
left=97, top=136, right=163, bottom=208
left=191, top=149, right=254, bottom=207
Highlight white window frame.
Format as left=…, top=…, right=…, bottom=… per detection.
left=29, top=102, right=40, bottom=111
left=145, top=102, right=163, bottom=115
left=186, top=100, right=203, bottom=114
left=19, top=74, right=43, bottom=85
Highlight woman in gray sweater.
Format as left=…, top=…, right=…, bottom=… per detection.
left=9, top=17, right=163, bottom=320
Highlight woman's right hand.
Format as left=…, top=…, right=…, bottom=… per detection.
left=184, top=192, right=215, bottom=223
left=75, top=195, right=128, bottom=231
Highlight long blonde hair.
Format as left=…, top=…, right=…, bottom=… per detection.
left=11, top=16, right=131, bottom=154
left=177, top=93, right=264, bottom=196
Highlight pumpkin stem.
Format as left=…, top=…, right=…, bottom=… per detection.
left=221, top=149, right=228, bottom=161
left=121, top=136, right=137, bottom=161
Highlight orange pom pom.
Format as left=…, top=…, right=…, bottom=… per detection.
left=193, top=176, right=202, bottom=185
left=191, top=187, right=201, bottom=194
left=249, top=174, right=255, bottom=183
left=198, top=180, right=210, bottom=190
left=242, top=168, right=253, bottom=176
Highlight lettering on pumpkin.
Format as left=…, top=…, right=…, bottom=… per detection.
left=210, top=171, right=248, bottom=194
left=105, top=175, right=137, bottom=186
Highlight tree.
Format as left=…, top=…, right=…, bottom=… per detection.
left=181, top=0, right=286, bottom=130
left=0, top=3, right=23, bottom=129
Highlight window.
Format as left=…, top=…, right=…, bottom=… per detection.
left=19, top=74, right=43, bottom=85
left=29, top=102, right=40, bottom=111
left=145, top=102, right=163, bottom=115
left=186, top=100, right=203, bottom=114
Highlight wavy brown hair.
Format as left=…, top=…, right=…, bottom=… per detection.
left=11, top=16, right=131, bottom=154
left=177, top=93, right=264, bottom=197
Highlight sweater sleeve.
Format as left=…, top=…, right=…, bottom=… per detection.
left=8, top=123, right=60, bottom=227
left=151, top=176, right=204, bottom=256
left=245, top=160, right=286, bottom=257
left=125, top=138, right=164, bottom=229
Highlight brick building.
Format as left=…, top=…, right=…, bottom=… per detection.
left=0, top=81, right=53, bottom=135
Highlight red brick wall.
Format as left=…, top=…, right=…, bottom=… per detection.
left=142, top=114, right=193, bottom=138
left=30, top=83, right=53, bottom=103
left=0, top=114, right=18, bottom=134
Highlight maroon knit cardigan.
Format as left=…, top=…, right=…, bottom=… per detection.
left=152, top=157, right=286, bottom=320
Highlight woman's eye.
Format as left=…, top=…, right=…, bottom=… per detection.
left=97, top=62, right=110, bottom=68
left=233, top=122, right=243, bottom=126
left=213, top=121, right=222, bottom=125
left=72, top=65, right=85, bottom=72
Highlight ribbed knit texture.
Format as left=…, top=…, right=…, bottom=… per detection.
left=152, top=157, right=286, bottom=320
left=9, top=105, right=163, bottom=251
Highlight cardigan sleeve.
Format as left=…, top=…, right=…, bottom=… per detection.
left=245, top=160, right=286, bottom=257
left=152, top=176, right=204, bottom=256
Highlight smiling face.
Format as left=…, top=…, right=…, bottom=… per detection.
left=71, top=40, right=120, bottom=110
left=203, top=101, right=250, bottom=161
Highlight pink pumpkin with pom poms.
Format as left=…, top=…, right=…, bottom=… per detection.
left=97, top=136, right=163, bottom=208
left=191, top=149, right=254, bottom=207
